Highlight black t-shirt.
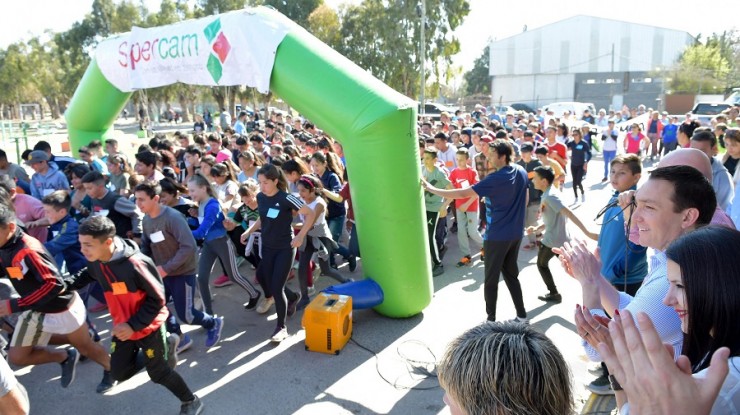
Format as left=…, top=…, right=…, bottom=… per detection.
left=257, top=191, right=304, bottom=249
left=567, top=139, right=591, bottom=166
left=724, top=156, right=738, bottom=177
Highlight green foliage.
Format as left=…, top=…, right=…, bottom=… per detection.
left=463, top=45, right=490, bottom=95
left=337, top=0, right=469, bottom=99
left=668, top=31, right=739, bottom=94
left=260, top=0, right=322, bottom=28
left=307, top=4, right=341, bottom=49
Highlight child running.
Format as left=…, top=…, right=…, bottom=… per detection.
left=448, top=149, right=483, bottom=266
left=70, top=216, right=203, bottom=414
left=240, top=164, right=315, bottom=342
left=187, top=173, right=261, bottom=315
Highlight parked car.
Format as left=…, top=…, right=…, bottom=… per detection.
left=511, top=103, right=537, bottom=114
left=542, top=101, right=596, bottom=119
left=691, top=102, right=732, bottom=125
left=419, top=102, right=458, bottom=121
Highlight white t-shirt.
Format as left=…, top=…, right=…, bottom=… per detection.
left=437, top=144, right=458, bottom=170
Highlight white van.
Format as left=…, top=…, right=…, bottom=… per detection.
left=542, top=102, right=596, bottom=119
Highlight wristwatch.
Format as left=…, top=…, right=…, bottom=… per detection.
left=608, top=374, right=623, bottom=391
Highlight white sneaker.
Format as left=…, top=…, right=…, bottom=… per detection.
left=507, top=316, right=530, bottom=325
left=581, top=194, right=586, bottom=203
left=256, top=296, right=274, bottom=314
left=270, top=326, right=289, bottom=343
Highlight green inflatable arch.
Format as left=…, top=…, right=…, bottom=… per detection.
left=65, top=7, right=432, bottom=318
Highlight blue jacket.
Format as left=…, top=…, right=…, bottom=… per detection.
left=44, top=215, right=87, bottom=274
left=597, top=188, right=648, bottom=286
left=189, top=198, right=226, bottom=242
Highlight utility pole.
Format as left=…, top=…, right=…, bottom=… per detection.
left=420, top=0, right=426, bottom=112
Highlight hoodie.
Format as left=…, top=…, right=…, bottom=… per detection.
left=30, top=164, right=69, bottom=200
left=67, top=237, right=167, bottom=341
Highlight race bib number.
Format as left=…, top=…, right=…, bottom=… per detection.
left=267, top=208, right=279, bottom=219
left=149, top=231, right=165, bottom=243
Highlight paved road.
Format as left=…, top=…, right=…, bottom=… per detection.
left=14, top=153, right=634, bottom=415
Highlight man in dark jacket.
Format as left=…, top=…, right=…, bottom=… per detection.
left=70, top=216, right=203, bottom=415
left=0, top=205, right=110, bottom=391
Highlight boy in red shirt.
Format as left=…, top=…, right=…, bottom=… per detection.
left=449, top=149, right=483, bottom=266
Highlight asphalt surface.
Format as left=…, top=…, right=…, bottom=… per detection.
left=12, top=145, right=631, bottom=415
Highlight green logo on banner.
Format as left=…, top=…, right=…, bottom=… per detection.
left=204, top=18, right=231, bottom=82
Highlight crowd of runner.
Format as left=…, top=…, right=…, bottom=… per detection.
left=0, top=101, right=738, bottom=414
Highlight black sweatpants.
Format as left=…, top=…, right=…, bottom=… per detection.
left=298, top=239, right=348, bottom=299
left=536, top=243, right=559, bottom=294
left=110, top=325, right=194, bottom=402
left=425, top=210, right=442, bottom=267
left=483, top=239, right=527, bottom=321
left=571, top=164, right=585, bottom=198
left=257, top=246, right=298, bottom=329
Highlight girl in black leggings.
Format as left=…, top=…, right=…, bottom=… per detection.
left=240, top=164, right=315, bottom=343
left=566, top=129, right=591, bottom=203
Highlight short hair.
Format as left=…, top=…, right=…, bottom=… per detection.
left=649, top=165, right=716, bottom=226
left=534, top=165, right=555, bottom=184
left=0, top=149, right=7, bottom=160
left=455, top=149, right=469, bottom=158
left=42, top=190, right=72, bottom=211
left=33, top=141, right=52, bottom=152
left=105, top=138, right=118, bottom=147
left=690, top=127, right=717, bottom=147
left=610, top=154, right=642, bottom=175
left=78, top=146, right=91, bottom=155
left=81, top=170, right=106, bottom=186
left=0, top=175, right=14, bottom=193
left=725, top=128, right=740, bottom=144
left=489, top=139, right=513, bottom=164
left=714, top=122, right=727, bottom=132
left=235, top=136, right=248, bottom=146
left=66, top=163, right=91, bottom=180
left=135, top=151, right=159, bottom=167
left=471, top=128, right=485, bottom=138
left=87, top=140, right=103, bottom=151
left=0, top=204, right=16, bottom=227
left=78, top=216, right=116, bottom=242
left=534, top=146, right=549, bottom=156
left=133, top=180, right=161, bottom=199
left=434, top=132, right=448, bottom=142
left=185, top=145, right=202, bottom=157
left=422, top=148, right=438, bottom=159
left=438, top=322, right=573, bottom=415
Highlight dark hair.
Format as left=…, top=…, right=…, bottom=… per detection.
left=422, top=147, right=438, bottom=159
left=310, top=152, right=343, bottom=179
left=81, top=170, right=107, bottom=186
left=135, top=151, right=159, bottom=168
left=534, top=146, right=549, bottom=156
left=434, top=132, right=448, bottom=142
left=282, top=158, right=310, bottom=176
left=665, top=226, right=740, bottom=371
left=489, top=139, right=513, bottom=164
left=238, top=150, right=264, bottom=167
left=79, top=216, right=116, bottom=241
left=649, top=166, right=716, bottom=226
left=42, top=190, right=72, bottom=211
left=33, top=141, right=52, bottom=152
left=87, top=140, right=103, bottom=151
left=66, top=163, right=92, bottom=180
left=105, top=138, right=118, bottom=147
left=78, top=146, right=91, bottom=155
left=690, top=127, right=717, bottom=147
left=0, top=149, right=6, bottom=160
left=108, top=154, right=133, bottom=176
left=725, top=128, right=740, bottom=144
left=257, top=164, right=289, bottom=193
left=185, top=145, right=202, bottom=157
left=455, top=149, right=469, bottom=158
left=296, top=174, right=323, bottom=196
left=610, top=154, right=642, bottom=175
left=133, top=180, right=161, bottom=199
left=679, top=120, right=701, bottom=138
left=159, top=177, right=188, bottom=196
left=0, top=175, right=15, bottom=193
left=0, top=204, right=16, bottom=227
left=534, top=165, right=555, bottom=184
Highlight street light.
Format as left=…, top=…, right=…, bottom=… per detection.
left=417, top=0, right=426, bottom=114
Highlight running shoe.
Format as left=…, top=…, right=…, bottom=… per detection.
left=432, top=264, right=444, bottom=277
left=270, top=326, right=289, bottom=343
left=586, top=374, right=614, bottom=395
left=180, top=395, right=204, bottom=415
left=296, top=297, right=311, bottom=311
left=256, top=296, right=274, bottom=314
left=177, top=333, right=194, bottom=354
left=287, top=292, right=302, bottom=317
left=537, top=292, right=562, bottom=303
left=506, top=316, right=530, bottom=325
left=96, top=370, right=117, bottom=394
left=60, top=348, right=80, bottom=388
left=456, top=255, right=472, bottom=267
left=205, top=317, right=223, bottom=348
left=348, top=255, right=357, bottom=272
left=213, top=274, right=232, bottom=287
left=244, top=291, right=261, bottom=310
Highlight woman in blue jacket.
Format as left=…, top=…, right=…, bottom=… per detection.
left=187, top=173, right=260, bottom=316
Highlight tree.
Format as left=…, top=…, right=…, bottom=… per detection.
left=463, top=45, right=490, bottom=95
left=337, top=0, right=470, bottom=100
left=668, top=36, right=734, bottom=95
left=307, top=4, right=341, bottom=49
left=260, top=0, right=322, bottom=29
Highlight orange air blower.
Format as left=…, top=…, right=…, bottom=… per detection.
left=302, top=293, right=352, bottom=355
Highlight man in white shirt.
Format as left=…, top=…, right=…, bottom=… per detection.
left=435, top=132, right=458, bottom=170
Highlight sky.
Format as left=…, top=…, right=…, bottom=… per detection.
left=1, top=0, right=736, bottom=74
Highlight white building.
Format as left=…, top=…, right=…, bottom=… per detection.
left=489, top=15, right=694, bottom=111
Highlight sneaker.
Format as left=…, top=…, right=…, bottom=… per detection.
left=180, top=395, right=204, bottom=415
left=588, top=362, right=606, bottom=377
left=586, top=374, right=614, bottom=395
left=256, top=296, right=274, bottom=314
left=205, top=316, right=224, bottom=348
left=60, top=348, right=80, bottom=388
left=287, top=292, right=302, bottom=317
left=296, top=297, right=311, bottom=311
left=348, top=255, right=357, bottom=272
left=432, top=264, right=444, bottom=277
left=456, top=256, right=472, bottom=267
left=601, top=177, right=608, bottom=182
left=270, top=326, right=289, bottom=343
left=96, top=370, right=117, bottom=394
left=307, top=285, right=316, bottom=295
left=537, top=292, right=562, bottom=303
left=213, top=274, right=232, bottom=287
left=166, top=333, right=179, bottom=369
left=177, top=334, right=194, bottom=354
left=507, top=316, right=530, bottom=325
left=581, top=194, right=586, bottom=203
left=438, top=245, right=448, bottom=259
left=244, top=291, right=261, bottom=310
